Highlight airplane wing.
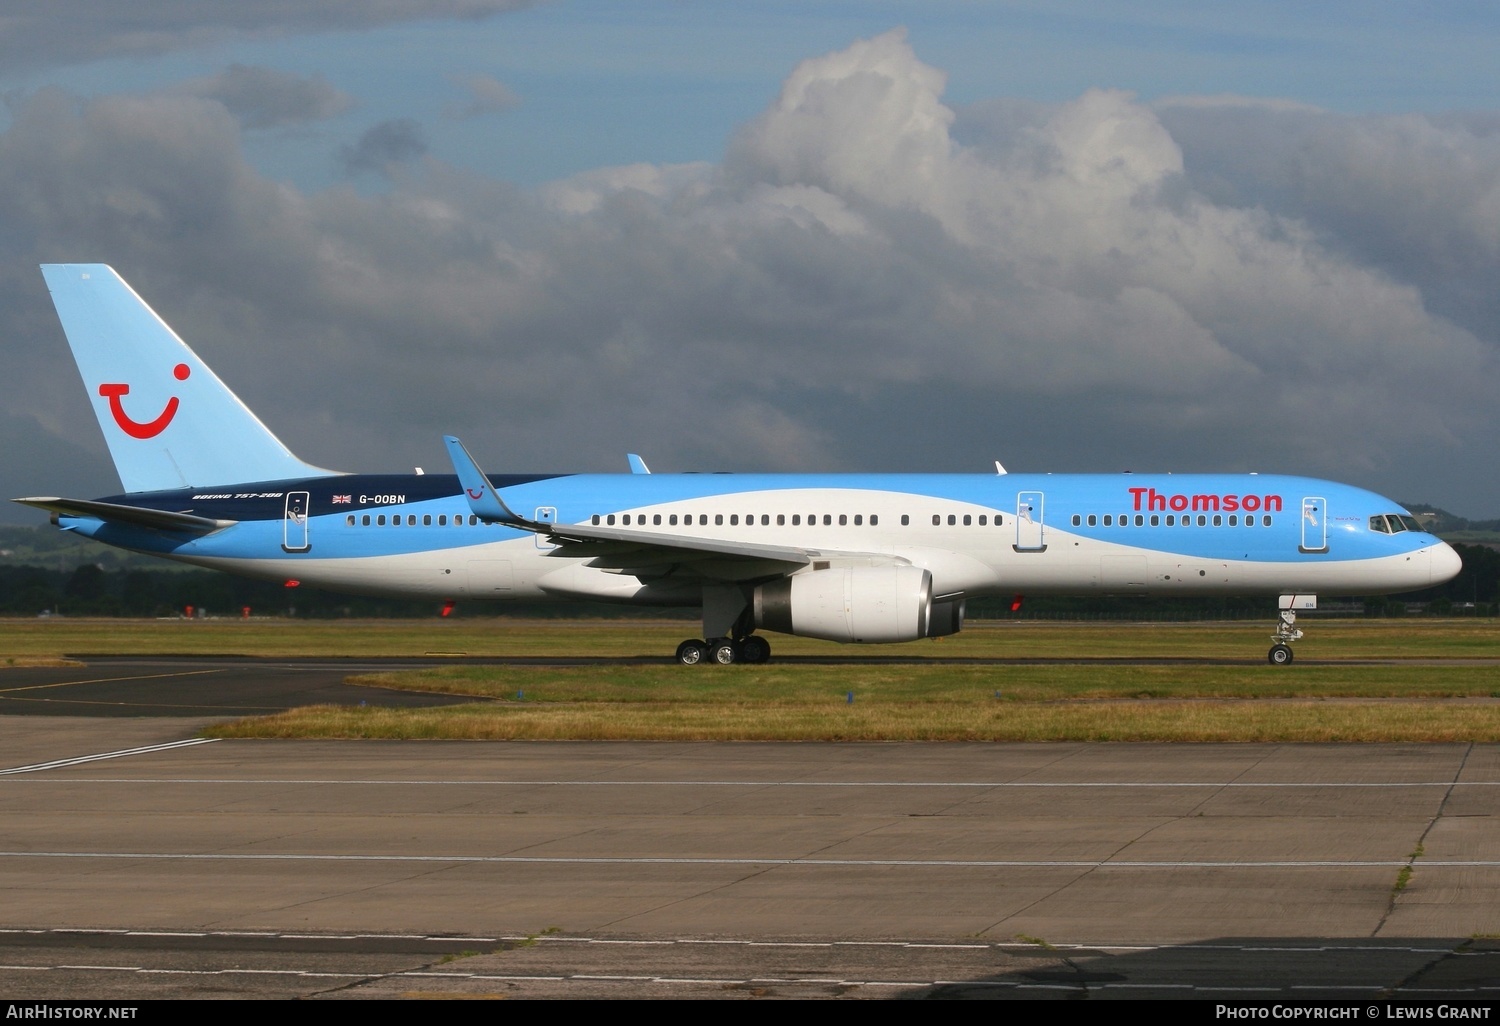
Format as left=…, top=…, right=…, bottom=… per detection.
left=12, top=496, right=236, bottom=535
left=443, top=435, right=902, bottom=581
left=539, top=520, right=907, bottom=581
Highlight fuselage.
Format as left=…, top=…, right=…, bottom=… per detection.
left=57, top=471, right=1461, bottom=607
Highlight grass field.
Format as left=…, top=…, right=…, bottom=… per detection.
left=4, top=617, right=1497, bottom=743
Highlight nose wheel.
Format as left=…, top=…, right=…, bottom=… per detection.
left=1268, top=609, right=1303, bottom=666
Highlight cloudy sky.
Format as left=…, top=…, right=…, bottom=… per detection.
left=4, top=1, right=1500, bottom=520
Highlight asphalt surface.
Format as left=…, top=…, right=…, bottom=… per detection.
left=0, top=658, right=1497, bottom=1000
left=0, top=656, right=475, bottom=717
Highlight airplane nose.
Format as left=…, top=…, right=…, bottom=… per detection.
left=1429, top=542, right=1463, bottom=586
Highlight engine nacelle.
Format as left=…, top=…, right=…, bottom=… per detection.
left=753, top=566, right=938, bottom=644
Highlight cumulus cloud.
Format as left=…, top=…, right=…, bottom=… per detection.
left=337, top=118, right=428, bottom=177
left=0, top=1, right=538, bottom=73
left=444, top=73, right=521, bottom=120
left=173, top=64, right=354, bottom=128
left=2, top=30, right=1498, bottom=517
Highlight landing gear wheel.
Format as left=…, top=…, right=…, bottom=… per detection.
left=738, top=636, right=771, bottom=664
left=709, top=639, right=738, bottom=665
left=676, top=639, right=708, bottom=666
left=1268, top=643, right=1294, bottom=666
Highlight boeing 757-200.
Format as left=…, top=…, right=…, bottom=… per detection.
left=16, top=265, right=1462, bottom=665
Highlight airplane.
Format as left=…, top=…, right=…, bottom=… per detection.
left=16, top=264, right=1462, bottom=666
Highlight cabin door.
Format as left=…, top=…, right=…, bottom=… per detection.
left=534, top=506, right=558, bottom=550
left=282, top=491, right=311, bottom=553
left=1015, top=491, right=1046, bottom=552
left=1300, top=496, right=1328, bottom=554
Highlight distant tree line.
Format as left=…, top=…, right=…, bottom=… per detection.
left=3, top=543, right=1495, bottom=621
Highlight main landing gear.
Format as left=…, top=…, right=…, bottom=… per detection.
left=675, top=635, right=771, bottom=666
left=1268, top=608, right=1304, bottom=665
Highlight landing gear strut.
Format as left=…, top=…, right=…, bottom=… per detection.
left=676, top=584, right=771, bottom=666
left=1268, top=609, right=1304, bottom=665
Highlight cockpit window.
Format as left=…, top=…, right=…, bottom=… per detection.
left=1371, top=513, right=1424, bottom=534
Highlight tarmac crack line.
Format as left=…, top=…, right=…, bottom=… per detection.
left=0, top=669, right=224, bottom=695
left=971, top=751, right=1277, bottom=940
left=1375, top=742, right=1475, bottom=939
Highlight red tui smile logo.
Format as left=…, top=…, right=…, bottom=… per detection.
left=99, top=363, right=190, bottom=439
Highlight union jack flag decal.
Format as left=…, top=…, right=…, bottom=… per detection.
left=331, top=494, right=352, bottom=504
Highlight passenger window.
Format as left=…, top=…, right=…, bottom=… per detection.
left=346, top=515, right=355, bottom=526
left=962, top=514, right=971, bottom=526
left=1197, top=515, right=1207, bottom=526
left=607, top=514, right=616, bottom=525
left=423, top=514, right=431, bottom=526
left=715, top=514, right=724, bottom=526
left=1135, top=515, right=1144, bottom=526
left=439, top=515, right=447, bottom=526
left=792, top=514, right=801, bottom=526
left=854, top=514, right=862, bottom=526
left=377, top=515, right=386, bottom=525
left=361, top=514, right=371, bottom=526
left=1228, top=515, right=1237, bottom=526
left=947, top=514, right=956, bottom=526
left=592, top=514, right=600, bottom=525
left=839, top=514, right=848, bottom=526
left=1087, top=515, right=1096, bottom=526
left=1150, top=515, right=1159, bottom=526
left=1166, top=515, right=1174, bottom=526
left=823, top=515, right=832, bottom=526
left=730, top=514, right=739, bottom=526
left=777, top=514, right=785, bottom=526
left=1262, top=515, right=1271, bottom=526
left=932, top=514, right=941, bottom=526
left=669, top=514, right=678, bottom=526
left=871, top=515, right=878, bottom=526
left=1213, top=515, right=1222, bottom=526
left=901, top=515, right=909, bottom=526
left=1104, top=515, right=1112, bottom=526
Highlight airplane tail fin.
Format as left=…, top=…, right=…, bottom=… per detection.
left=40, top=264, right=337, bottom=493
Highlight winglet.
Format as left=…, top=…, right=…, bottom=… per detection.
left=627, top=453, right=651, bottom=475
left=442, top=435, right=523, bottom=523
left=994, top=460, right=1008, bottom=476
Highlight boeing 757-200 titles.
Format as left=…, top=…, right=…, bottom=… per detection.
left=16, top=265, right=1462, bottom=665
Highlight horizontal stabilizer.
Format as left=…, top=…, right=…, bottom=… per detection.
left=12, top=496, right=235, bottom=535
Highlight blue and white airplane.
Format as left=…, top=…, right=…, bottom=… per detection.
left=17, top=265, right=1462, bottom=665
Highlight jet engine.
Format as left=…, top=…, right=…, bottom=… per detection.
left=753, top=565, right=962, bottom=643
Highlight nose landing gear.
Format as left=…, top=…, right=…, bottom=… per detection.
left=1268, top=602, right=1308, bottom=665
